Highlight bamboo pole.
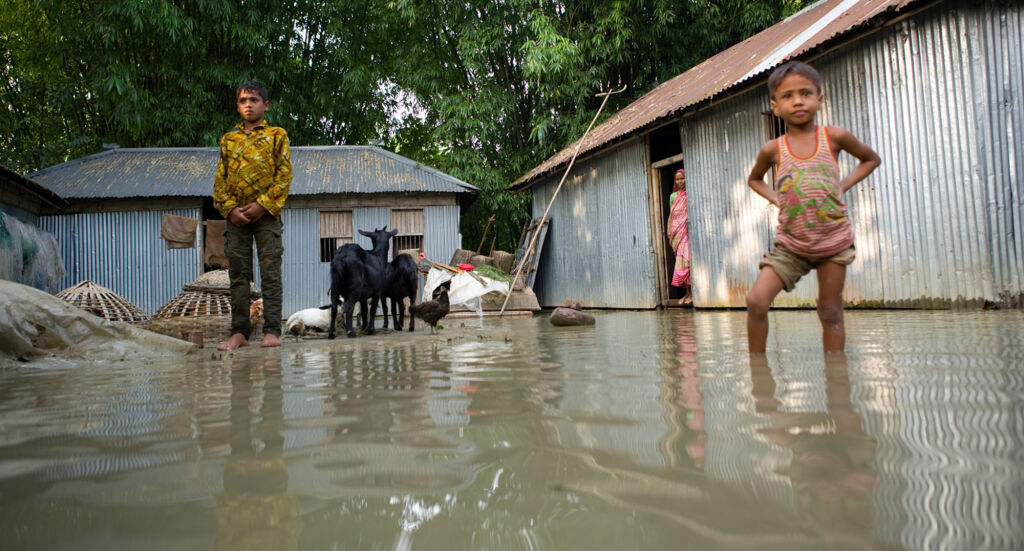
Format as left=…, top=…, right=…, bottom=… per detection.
left=476, top=214, right=496, bottom=253
left=498, top=85, right=627, bottom=317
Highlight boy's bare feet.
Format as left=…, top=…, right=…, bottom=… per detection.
left=261, top=333, right=281, bottom=347
left=679, top=294, right=692, bottom=306
left=218, top=333, right=249, bottom=351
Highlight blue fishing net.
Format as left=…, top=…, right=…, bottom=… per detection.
left=0, top=211, right=65, bottom=293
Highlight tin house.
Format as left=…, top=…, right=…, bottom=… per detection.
left=513, top=0, right=1022, bottom=309
left=31, top=146, right=478, bottom=314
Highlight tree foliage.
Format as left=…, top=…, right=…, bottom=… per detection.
left=2, top=0, right=810, bottom=251
left=386, top=0, right=811, bottom=252
left=1, top=0, right=399, bottom=170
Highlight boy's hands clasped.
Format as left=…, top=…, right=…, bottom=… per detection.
left=228, top=202, right=268, bottom=227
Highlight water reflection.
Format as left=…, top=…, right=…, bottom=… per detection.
left=670, top=314, right=706, bottom=470
left=749, top=355, right=877, bottom=548
left=210, top=355, right=301, bottom=550
left=0, top=311, right=1022, bottom=550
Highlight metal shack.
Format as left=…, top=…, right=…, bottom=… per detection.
left=513, top=0, right=1023, bottom=309
left=30, top=146, right=478, bottom=314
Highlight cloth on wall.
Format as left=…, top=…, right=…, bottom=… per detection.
left=160, top=214, right=199, bottom=249
left=204, top=219, right=229, bottom=268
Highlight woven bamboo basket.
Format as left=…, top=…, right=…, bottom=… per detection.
left=55, top=280, right=150, bottom=326
left=149, top=270, right=260, bottom=342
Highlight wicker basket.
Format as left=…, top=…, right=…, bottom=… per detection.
left=55, top=280, right=150, bottom=326
left=149, top=270, right=260, bottom=342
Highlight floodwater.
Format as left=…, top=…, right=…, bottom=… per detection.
left=1, top=310, right=1022, bottom=550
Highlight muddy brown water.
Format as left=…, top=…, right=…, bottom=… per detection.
left=1, top=310, right=1022, bottom=550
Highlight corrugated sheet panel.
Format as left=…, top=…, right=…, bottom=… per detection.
left=826, top=0, right=1023, bottom=307
left=530, top=139, right=656, bottom=308
left=274, top=205, right=463, bottom=315
left=29, top=146, right=478, bottom=199
left=683, top=91, right=787, bottom=308
left=39, top=209, right=201, bottom=313
left=686, top=0, right=1024, bottom=308
left=37, top=204, right=462, bottom=320
left=516, top=0, right=920, bottom=187
left=352, top=208, right=391, bottom=251
left=281, top=208, right=331, bottom=314
left=423, top=205, right=461, bottom=265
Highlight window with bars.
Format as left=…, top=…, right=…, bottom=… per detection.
left=762, top=112, right=787, bottom=186
left=390, top=209, right=425, bottom=254
left=319, top=211, right=353, bottom=262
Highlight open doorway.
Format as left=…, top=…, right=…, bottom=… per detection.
left=201, top=197, right=229, bottom=273
left=658, top=163, right=690, bottom=306
left=648, top=122, right=690, bottom=308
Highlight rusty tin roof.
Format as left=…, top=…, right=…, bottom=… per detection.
left=514, top=0, right=923, bottom=188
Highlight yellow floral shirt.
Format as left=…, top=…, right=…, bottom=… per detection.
left=213, top=121, right=292, bottom=218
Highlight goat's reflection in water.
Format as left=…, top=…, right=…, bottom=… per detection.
left=210, top=355, right=302, bottom=551
left=749, top=355, right=877, bottom=546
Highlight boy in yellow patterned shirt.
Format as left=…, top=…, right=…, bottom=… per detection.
left=213, top=81, right=292, bottom=350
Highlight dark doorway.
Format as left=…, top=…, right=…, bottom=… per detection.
left=202, top=197, right=228, bottom=272
left=649, top=122, right=690, bottom=307
left=659, top=163, right=689, bottom=306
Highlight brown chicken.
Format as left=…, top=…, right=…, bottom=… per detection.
left=409, top=288, right=449, bottom=334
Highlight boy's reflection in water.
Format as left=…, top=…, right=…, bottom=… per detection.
left=749, top=356, right=877, bottom=546
left=210, top=355, right=302, bottom=551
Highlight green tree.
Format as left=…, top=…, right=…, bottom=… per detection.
left=386, top=0, right=811, bottom=253
left=0, top=0, right=399, bottom=172
left=3, top=0, right=810, bottom=253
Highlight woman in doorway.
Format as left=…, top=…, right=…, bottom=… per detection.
left=668, top=168, right=692, bottom=305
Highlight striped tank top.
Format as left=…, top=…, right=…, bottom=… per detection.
left=774, top=126, right=853, bottom=258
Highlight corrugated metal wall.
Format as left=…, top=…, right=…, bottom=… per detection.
left=40, top=205, right=462, bottom=318
left=685, top=1, right=1024, bottom=308
left=683, top=92, right=780, bottom=307
left=423, top=205, right=461, bottom=265
left=39, top=209, right=202, bottom=314
left=530, top=139, right=656, bottom=308
left=280, top=205, right=461, bottom=314
left=352, top=208, right=391, bottom=250
left=281, top=208, right=329, bottom=314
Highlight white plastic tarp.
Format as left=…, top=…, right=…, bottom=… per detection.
left=0, top=280, right=195, bottom=364
left=422, top=268, right=509, bottom=317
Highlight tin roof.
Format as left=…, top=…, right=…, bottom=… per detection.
left=29, top=146, right=478, bottom=199
left=1, top=164, right=67, bottom=208
left=514, top=0, right=922, bottom=188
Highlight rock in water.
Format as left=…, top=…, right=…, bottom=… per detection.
left=549, top=307, right=595, bottom=326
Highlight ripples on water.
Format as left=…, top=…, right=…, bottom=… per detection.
left=0, top=310, right=1021, bottom=550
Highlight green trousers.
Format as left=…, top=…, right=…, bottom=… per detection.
left=225, top=214, right=283, bottom=337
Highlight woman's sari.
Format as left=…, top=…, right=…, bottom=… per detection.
left=668, top=189, right=690, bottom=287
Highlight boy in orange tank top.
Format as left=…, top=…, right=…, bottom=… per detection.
left=746, top=62, right=881, bottom=355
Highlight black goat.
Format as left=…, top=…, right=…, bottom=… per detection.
left=383, top=253, right=419, bottom=331
left=361, top=227, right=419, bottom=331
left=327, top=228, right=393, bottom=338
